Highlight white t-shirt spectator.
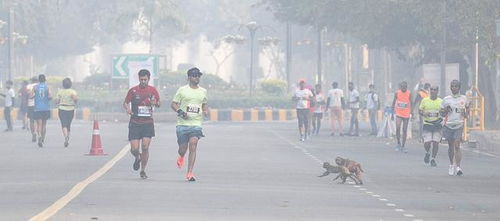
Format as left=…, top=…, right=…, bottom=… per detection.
left=327, top=88, right=344, bottom=108
left=4, top=88, right=15, bottom=107
left=366, top=91, right=379, bottom=110
left=295, top=88, right=313, bottom=109
left=348, top=89, right=360, bottom=109
left=442, top=94, right=469, bottom=129
left=27, top=83, right=36, bottom=107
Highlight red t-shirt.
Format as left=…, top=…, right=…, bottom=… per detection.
left=124, top=85, right=160, bottom=124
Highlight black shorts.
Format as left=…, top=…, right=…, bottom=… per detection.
left=34, top=111, right=51, bottom=120
left=58, top=109, right=75, bottom=130
left=296, top=109, right=309, bottom=127
left=442, top=126, right=463, bottom=142
left=128, top=122, right=155, bottom=141
left=27, top=106, right=35, bottom=119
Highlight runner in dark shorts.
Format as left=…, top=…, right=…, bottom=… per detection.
left=123, top=69, right=160, bottom=179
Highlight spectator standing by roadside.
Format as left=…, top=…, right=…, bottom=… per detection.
left=347, top=82, right=360, bottom=136
left=0, top=80, right=15, bottom=131
left=366, top=84, right=380, bottom=136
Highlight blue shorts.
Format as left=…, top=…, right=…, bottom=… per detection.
left=176, top=125, right=204, bottom=145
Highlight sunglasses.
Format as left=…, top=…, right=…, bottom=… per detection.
left=189, top=74, right=201, bottom=78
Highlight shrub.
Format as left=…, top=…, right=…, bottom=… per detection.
left=259, top=79, right=287, bottom=96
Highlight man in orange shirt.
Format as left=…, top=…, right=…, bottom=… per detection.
left=392, top=81, right=413, bottom=153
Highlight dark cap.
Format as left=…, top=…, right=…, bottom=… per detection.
left=187, top=67, right=203, bottom=77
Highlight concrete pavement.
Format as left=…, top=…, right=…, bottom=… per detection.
left=1, top=121, right=500, bottom=220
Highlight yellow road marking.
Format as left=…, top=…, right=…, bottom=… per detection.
left=29, top=144, right=130, bottom=221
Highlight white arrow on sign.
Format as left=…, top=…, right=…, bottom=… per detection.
left=115, top=56, right=127, bottom=76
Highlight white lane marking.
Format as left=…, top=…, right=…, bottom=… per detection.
left=269, top=129, right=424, bottom=220
left=404, top=214, right=415, bottom=217
left=466, top=149, right=498, bottom=158
left=29, top=144, right=130, bottom=221
left=413, top=219, right=424, bottom=221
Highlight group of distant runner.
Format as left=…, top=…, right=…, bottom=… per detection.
left=1, top=75, right=78, bottom=148
left=293, top=79, right=469, bottom=176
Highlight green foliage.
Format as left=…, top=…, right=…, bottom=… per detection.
left=83, top=73, right=111, bottom=89
left=259, top=79, right=287, bottom=96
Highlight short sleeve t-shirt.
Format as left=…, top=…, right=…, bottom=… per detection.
left=366, top=92, right=379, bottom=110
left=348, top=89, right=360, bottom=109
left=57, top=89, right=78, bottom=111
left=4, top=88, right=15, bottom=107
left=327, top=88, right=344, bottom=108
left=442, top=94, right=468, bottom=129
left=314, top=93, right=325, bottom=113
left=173, top=85, right=208, bottom=126
left=27, top=83, right=36, bottom=107
left=419, top=97, right=443, bottom=124
left=294, top=88, right=313, bottom=109
left=124, top=85, right=160, bottom=124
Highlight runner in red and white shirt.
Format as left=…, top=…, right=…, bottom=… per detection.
left=123, top=69, right=160, bottom=179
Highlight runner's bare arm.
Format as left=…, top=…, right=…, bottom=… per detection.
left=171, top=101, right=180, bottom=112
left=391, top=93, right=397, bottom=111
left=202, top=103, right=208, bottom=118
left=123, top=101, right=132, bottom=115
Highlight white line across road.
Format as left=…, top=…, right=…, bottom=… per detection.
left=29, top=144, right=130, bottom=221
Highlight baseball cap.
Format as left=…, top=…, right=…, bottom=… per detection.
left=298, top=78, right=306, bottom=83
left=187, top=67, right=203, bottom=77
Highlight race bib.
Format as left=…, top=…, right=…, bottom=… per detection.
left=454, top=108, right=465, bottom=113
left=397, top=102, right=408, bottom=108
left=186, top=104, right=201, bottom=115
left=426, top=112, right=439, bottom=117
left=137, top=106, right=152, bottom=117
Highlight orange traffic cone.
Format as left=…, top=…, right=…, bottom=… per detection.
left=88, top=120, right=106, bottom=156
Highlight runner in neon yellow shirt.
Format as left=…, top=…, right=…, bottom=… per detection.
left=171, top=67, right=208, bottom=181
left=419, top=86, right=442, bottom=167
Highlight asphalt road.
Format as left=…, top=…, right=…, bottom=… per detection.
left=1, top=120, right=500, bottom=221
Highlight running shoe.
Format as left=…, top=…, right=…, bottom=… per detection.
left=430, top=159, right=437, bottom=167
left=424, top=153, right=430, bottom=164
left=140, top=171, right=148, bottom=179
left=177, top=156, right=185, bottom=168
left=448, top=165, right=455, bottom=176
left=402, top=147, right=408, bottom=153
left=38, top=137, right=43, bottom=148
left=31, top=134, right=37, bottom=142
left=186, top=172, right=196, bottom=181
left=456, top=167, right=463, bottom=176
left=395, top=144, right=401, bottom=152
left=133, top=157, right=141, bottom=171
left=64, top=136, right=69, bottom=148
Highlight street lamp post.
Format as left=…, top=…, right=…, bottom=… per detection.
left=246, top=21, right=259, bottom=96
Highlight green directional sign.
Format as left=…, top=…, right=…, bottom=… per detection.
left=112, top=54, right=159, bottom=79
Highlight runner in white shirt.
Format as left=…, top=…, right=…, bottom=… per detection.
left=312, top=84, right=326, bottom=135
left=293, top=79, right=313, bottom=141
left=26, top=77, right=38, bottom=142
left=325, top=82, right=345, bottom=136
left=441, top=80, right=469, bottom=176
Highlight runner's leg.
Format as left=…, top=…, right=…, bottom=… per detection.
left=431, top=141, right=439, bottom=158
left=187, top=136, right=199, bottom=174
left=401, top=118, right=409, bottom=147
left=140, top=137, right=151, bottom=172
left=395, top=117, right=402, bottom=145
